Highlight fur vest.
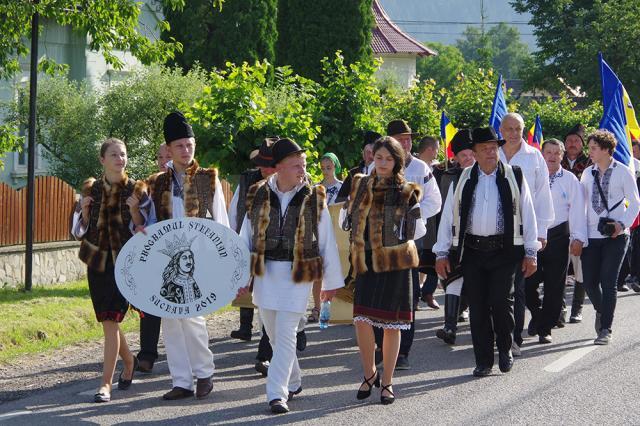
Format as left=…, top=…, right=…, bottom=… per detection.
left=347, top=173, right=422, bottom=275
left=235, top=168, right=264, bottom=232
left=246, top=179, right=326, bottom=283
left=150, top=160, right=218, bottom=220
left=78, top=175, right=147, bottom=272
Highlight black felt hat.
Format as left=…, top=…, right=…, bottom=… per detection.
left=450, top=129, right=474, bottom=155
left=386, top=119, right=416, bottom=137
left=163, top=111, right=194, bottom=144
left=253, top=137, right=278, bottom=167
left=363, top=130, right=382, bottom=148
left=564, top=124, right=586, bottom=144
left=272, top=138, right=304, bottom=165
left=471, top=127, right=506, bottom=147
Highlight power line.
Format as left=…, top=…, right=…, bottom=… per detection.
left=407, top=31, right=535, bottom=36
left=394, top=20, right=530, bottom=25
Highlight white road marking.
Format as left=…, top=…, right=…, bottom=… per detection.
left=544, top=345, right=598, bottom=372
left=0, top=411, right=32, bottom=421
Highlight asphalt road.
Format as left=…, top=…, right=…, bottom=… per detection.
left=2, top=287, right=640, bottom=425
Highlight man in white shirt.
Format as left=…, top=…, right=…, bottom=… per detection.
left=435, top=127, right=539, bottom=377
left=147, top=111, right=230, bottom=401
left=237, top=138, right=344, bottom=414
left=499, top=112, right=554, bottom=354
left=367, top=119, right=442, bottom=370
left=525, top=139, right=587, bottom=344
left=579, top=130, right=640, bottom=345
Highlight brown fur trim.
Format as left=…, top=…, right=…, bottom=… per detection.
left=245, top=179, right=267, bottom=216
left=81, top=178, right=96, bottom=197
left=133, top=180, right=147, bottom=200
left=349, top=175, right=374, bottom=275
left=160, top=190, right=172, bottom=221
left=249, top=182, right=270, bottom=277
left=347, top=173, right=366, bottom=215
left=203, top=167, right=218, bottom=195
left=78, top=240, right=107, bottom=272
left=372, top=240, right=419, bottom=273
left=250, top=252, right=265, bottom=277
left=146, top=172, right=161, bottom=190
left=314, top=185, right=326, bottom=224
left=292, top=256, right=323, bottom=283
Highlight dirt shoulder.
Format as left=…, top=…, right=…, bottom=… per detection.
left=0, top=309, right=241, bottom=404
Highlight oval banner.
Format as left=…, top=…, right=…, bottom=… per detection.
left=115, top=218, right=250, bottom=319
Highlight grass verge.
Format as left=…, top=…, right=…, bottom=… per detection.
left=0, top=280, right=234, bottom=365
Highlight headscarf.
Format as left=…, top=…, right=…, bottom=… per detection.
left=321, top=152, right=342, bottom=175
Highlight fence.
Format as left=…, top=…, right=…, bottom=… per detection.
left=0, top=176, right=235, bottom=247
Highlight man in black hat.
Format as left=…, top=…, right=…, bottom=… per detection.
left=147, top=111, right=230, bottom=400
left=236, top=138, right=344, bottom=414
left=432, top=129, right=476, bottom=344
left=335, top=130, right=380, bottom=203
left=435, top=127, right=539, bottom=377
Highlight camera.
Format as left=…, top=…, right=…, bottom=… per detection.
left=597, top=217, right=617, bottom=237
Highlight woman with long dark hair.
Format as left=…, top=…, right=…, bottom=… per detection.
left=341, top=136, right=426, bottom=405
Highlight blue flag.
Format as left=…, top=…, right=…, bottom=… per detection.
left=599, top=53, right=633, bottom=168
left=489, top=74, right=508, bottom=138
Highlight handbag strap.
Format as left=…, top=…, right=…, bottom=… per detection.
left=593, top=169, right=624, bottom=213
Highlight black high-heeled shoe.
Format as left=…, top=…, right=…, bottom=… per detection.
left=380, top=384, right=395, bottom=405
left=118, top=356, right=138, bottom=390
left=356, top=370, right=380, bottom=400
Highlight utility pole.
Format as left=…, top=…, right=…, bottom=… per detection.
left=25, top=4, right=39, bottom=291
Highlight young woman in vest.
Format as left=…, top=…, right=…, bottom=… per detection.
left=341, top=136, right=426, bottom=405
left=72, top=138, right=150, bottom=403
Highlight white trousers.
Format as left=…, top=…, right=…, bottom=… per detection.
left=162, top=316, right=215, bottom=390
left=259, top=308, right=303, bottom=402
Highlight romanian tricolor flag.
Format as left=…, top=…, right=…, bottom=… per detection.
left=526, top=115, right=543, bottom=150
left=599, top=53, right=635, bottom=171
left=440, top=111, right=457, bottom=159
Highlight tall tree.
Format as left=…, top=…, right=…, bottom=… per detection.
left=0, top=0, right=193, bottom=164
left=276, top=0, right=374, bottom=81
left=416, top=42, right=468, bottom=91
left=456, top=23, right=532, bottom=79
left=163, top=0, right=277, bottom=71
left=511, top=0, right=640, bottom=101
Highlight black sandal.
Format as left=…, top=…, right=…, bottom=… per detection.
left=356, top=370, right=380, bottom=400
left=380, top=384, right=395, bottom=405
left=118, top=356, right=138, bottom=390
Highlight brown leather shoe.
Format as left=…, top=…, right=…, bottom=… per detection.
left=422, top=293, right=440, bottom=309
left=162, top=387, right=194, bottom=400
left=137, top=359, right=154, bottom=373
left=195, top=376, right=213, bottom=399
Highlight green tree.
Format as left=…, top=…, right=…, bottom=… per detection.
left=445, top=67, right=518, bottom=129
left=416, top=42, right=468, bottom=91
left=0, top=0, right=206, bottom=167
left=511, top=0, right=640, bottom=102
left=8, top=66, right=209, bottom=188
left=521, top=94, right=603, bottom=141
left=456, top=23, right=532, bottom=79
left=276, top=0, right=374, bottom=81
left=163, top=0, right=277, bottom=72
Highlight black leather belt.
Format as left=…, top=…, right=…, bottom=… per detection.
left=464, top=234, right=503, bottom=252
left=547, top=221, right=570, bottom=241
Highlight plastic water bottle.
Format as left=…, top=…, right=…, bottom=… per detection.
left=319, top=300, right=331, bottom=329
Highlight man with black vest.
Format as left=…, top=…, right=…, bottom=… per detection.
left=432, top=129, right=476, bottom=344
left=435, top=127, right=539, bottom=377
left=147, top=111, right=230, bottom=400
left=237, top=138, right=344, bottom=414
left=228, top=138, right=277, bottom=342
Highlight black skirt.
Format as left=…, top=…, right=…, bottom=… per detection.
left=87, top=255, right=129, bottom=323
left=353, top=249, right=413, bottom=329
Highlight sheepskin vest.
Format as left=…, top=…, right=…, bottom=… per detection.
left=246, top=180, right=326, bottom=283
left=78, top=176, right=147, bottom=272
left=347, top=173, right=422, bottom=275
left=452, top=161, right=523, bottom=263
left=235, top=168, right=264, bottom=232
left=150, top=160, right=218, bottom=221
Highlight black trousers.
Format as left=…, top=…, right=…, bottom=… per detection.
left=137, top=313, right=161, bottom=363
left=525, top=234, right=569, bottom=335
left=463, top=247, right=520, bottom=368
left=256, top=326, right=273, bottom=362
left=374, top=267, right=416, bottom=356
